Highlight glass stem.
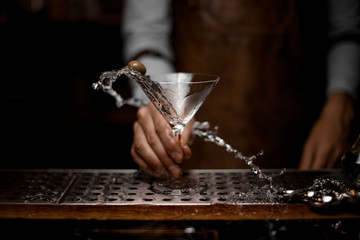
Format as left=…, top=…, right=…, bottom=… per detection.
left=173, top=129, right=182, bottom=141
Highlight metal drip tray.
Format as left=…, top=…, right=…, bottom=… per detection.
left=0, top=169, right=337, bottom=205
left=64, top=170, right=282, bottom=205
left=0, top=169, right=357, bottom=221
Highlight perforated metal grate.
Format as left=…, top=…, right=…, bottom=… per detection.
left=0, top=169, right=344, bottom=206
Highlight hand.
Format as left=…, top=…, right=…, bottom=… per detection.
left=299, top=92, right=355, bottom=169
left=131, top=103, right=192, bottom=178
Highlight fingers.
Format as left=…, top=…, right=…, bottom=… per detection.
left=131, top=121, right=166, bottom=177
left=181, top=143, right=192, bottom=161
left=179, top=119, right=193, bottom=144
left=311, top=143, right=334, bottom=169
left=131, top=142, right=160, bottom=178
left=299, top=142, right=314, bottom=170
left=131, top=105, right=185, bottom=178
left=300, top=138, right=343, bottom=170
left=179, top=122, right=193, bottom=160
left=148, top=105, right=185, bottom=164
left=299, top=92, right=354, bottom=170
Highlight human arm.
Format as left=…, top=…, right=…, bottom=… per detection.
left=122, top=0, right=175, bottom=101
left=299, top=91, right=356, bottom=169
left=299, top=0, right=360, bottom=169
left=122, top=0, right=193, bottom=177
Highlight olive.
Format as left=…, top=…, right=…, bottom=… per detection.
left=128, top=60, right=146, bottom=75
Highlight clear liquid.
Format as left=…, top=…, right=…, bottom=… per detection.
left=94, top=66, right=358, bottom=208
left=93, top=66, right=284, bottom=186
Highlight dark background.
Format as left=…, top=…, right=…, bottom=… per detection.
left=1, top=0, right=137, bottom=169
left=1, top=1, right=359, bottom=170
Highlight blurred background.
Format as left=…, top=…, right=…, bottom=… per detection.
left=0, top=0, right=138, bottom=169
left=1, top=0, right=358, bottom=170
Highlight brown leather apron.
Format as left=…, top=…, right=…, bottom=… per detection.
left=172, top=0, right=326, bottom=169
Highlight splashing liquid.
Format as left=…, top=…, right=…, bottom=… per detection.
left=93, top=65, right=360, bottom=209
left=192, top=121, right=286, bottom=183
left=93, top=66, right=285, bottom=186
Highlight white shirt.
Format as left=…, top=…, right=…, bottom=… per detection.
left=122, top=0, right=360, bottom=100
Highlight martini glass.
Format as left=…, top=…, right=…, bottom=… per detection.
left=138, top=72, right=219, bottom=140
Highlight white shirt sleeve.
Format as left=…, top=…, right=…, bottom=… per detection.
left=327, top=0, right=360, bottom=99
left=121, top=0, right=174, bottom=101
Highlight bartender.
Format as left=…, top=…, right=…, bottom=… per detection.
left=121, top=0, right=360, bottom=178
